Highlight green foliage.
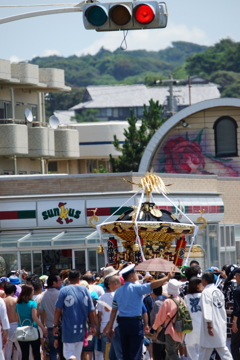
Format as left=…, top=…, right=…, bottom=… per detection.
left=172, top=63, right=188, bottom=79
left=30, top=41, right=206, bottom=88
left=185, top=39, right=240, bottom=97
left=186, top=39, right=240, bottom=76
left=221, top=81, right=240, bottom=98
left=93, top=165, right=107, bottom=173
left=71, top=109, right=99, bottom=123
left=45, top=87, right=85, bottom=118
left=110, top=100, right=165, bottom=172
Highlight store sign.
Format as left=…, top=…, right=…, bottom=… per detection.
left=37, top=200, right=85, bottom=227
left=0, top=201, right=37, bottom=229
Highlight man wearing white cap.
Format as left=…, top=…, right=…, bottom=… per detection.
left=104, top=263, right=174, bottom=360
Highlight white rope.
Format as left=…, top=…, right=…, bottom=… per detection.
left=161, top=191, right=196, bottom=227
left=99, top=188, right=143, bottom=227
left=95, top=188, right=143, bottom=264
left=151, top=190, right=199, bottom=266
left=134, top=190, right=146, bottom=261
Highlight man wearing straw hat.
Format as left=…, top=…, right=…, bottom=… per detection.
left=104, top=263, right=174, bottom=360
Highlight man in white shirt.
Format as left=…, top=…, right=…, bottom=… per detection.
left=199, top=271, right=233, bottom=360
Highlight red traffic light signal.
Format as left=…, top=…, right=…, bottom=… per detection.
left=83, top=2, right=168, bottom=31
left=134, top=4, right=155, bottom=25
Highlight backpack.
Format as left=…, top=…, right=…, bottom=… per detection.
left=170, top=297, right=193, bottom=334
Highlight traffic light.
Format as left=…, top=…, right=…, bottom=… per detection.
left=83, top=2, right=168, bottom=31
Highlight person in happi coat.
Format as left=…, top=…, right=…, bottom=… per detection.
left=198, top=271, right=233, bottom=360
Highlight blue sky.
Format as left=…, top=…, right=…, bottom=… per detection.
left=1, top=0, right=240, bottom=62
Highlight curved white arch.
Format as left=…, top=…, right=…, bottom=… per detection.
left=139, top=98, right=240, bottom=173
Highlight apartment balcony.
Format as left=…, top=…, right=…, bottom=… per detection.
left=28, top=127, right=55, bottom=157
left=0, top=121, right=28, bottom=155
left=55, top=128, right=80, bottom=158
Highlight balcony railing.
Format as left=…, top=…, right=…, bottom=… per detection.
left=0, top=119, right=76, bottom=129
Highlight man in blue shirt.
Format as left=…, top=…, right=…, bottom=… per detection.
left=105, top=264, right=174, bottom=360
left=53, top=270, right=95, bottom=360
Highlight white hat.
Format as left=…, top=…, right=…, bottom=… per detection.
left=103, top=266, right=119, bottom=279
left=119, top=264, right=135, bottom=276
left=167, top=279, right=182, bottom=296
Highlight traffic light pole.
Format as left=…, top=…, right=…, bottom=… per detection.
left=0, top=3, right=85, bottom=25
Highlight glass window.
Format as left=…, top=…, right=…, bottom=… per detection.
left=196, top=227, right=207, bottom=250
left=220, top=252, right=226, bottom=267
left=27, top=104, right=37, bottom=121
left=0, top=253, right=18, bottom=276
left=208, top=225, right=218, bottom=267
left=119, top=108, right=131, bottom=119
left=88, top=249, right=97, bottom=271
left=75, top=250, right=86, bottom=274
left=33, top=252, right=42, bottom=276
left=235, top=225, right=240, bottom=242
left=226, top=226, right=230, bottom=247
left=113, top=108, right=118, bottom=118
left=137, top=107, right=144, bottom=117
left=226, top=251, right=236, bottom=265
left=5, top=102, right=11, bottom=118
left=220, top=227, right=225, bottom=247
left=230, top=226, right=235, bottom=247
left=42, top=250, right=72, bottom=274
left=0, top=101, right=11, bottom=119
left=100, top=108, right=112, bottom=117
left=21, top=252, right=32, bottom=273
left=98, top=253, right=105, bottom=270
left=213, top=116, right=238, bottom=157
left=48, top=162, right=58, bottom=172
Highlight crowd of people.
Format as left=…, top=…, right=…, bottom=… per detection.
left=0, top=260, right=240, bottom=360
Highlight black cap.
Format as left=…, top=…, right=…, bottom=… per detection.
left=234, top=268, right=240, bottom=275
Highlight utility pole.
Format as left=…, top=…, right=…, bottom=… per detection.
left=155, top=74, right=192, bottom=116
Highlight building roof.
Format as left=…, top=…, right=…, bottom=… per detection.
left=70, top=83, right=220, bottom=110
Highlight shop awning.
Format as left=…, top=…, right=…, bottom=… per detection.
left=0, top=230, right=112, bottom=249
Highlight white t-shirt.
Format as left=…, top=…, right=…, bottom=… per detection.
left=184, top=293, right=202, bottom=345
left=97, top=292, right=117, bottom=332
left=32, top=293, right=43, bottom=305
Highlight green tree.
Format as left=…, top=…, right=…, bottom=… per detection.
left=221, top=81, right=240, bottom=98
left=71, top=109, right=99, bottom=123
left=110, top=99, right=165, bottom=172
left=45, top=87, right=85, bottom=119
left=93, top=165, right=107, bottom=173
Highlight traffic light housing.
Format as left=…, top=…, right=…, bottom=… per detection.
left=83, top=1, right=168, bottom=31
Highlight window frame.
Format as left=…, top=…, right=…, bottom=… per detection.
left=213, top=116, right=238, bottom=157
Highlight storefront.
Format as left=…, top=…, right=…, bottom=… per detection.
left=0, top=188, right=227, bottom=276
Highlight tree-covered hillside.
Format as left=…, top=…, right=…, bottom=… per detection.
left=185, top=39, right=240, bottom=97
left=31, top=41, right=207, bottom=87
left=32, top=39, right=240, bottom=116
